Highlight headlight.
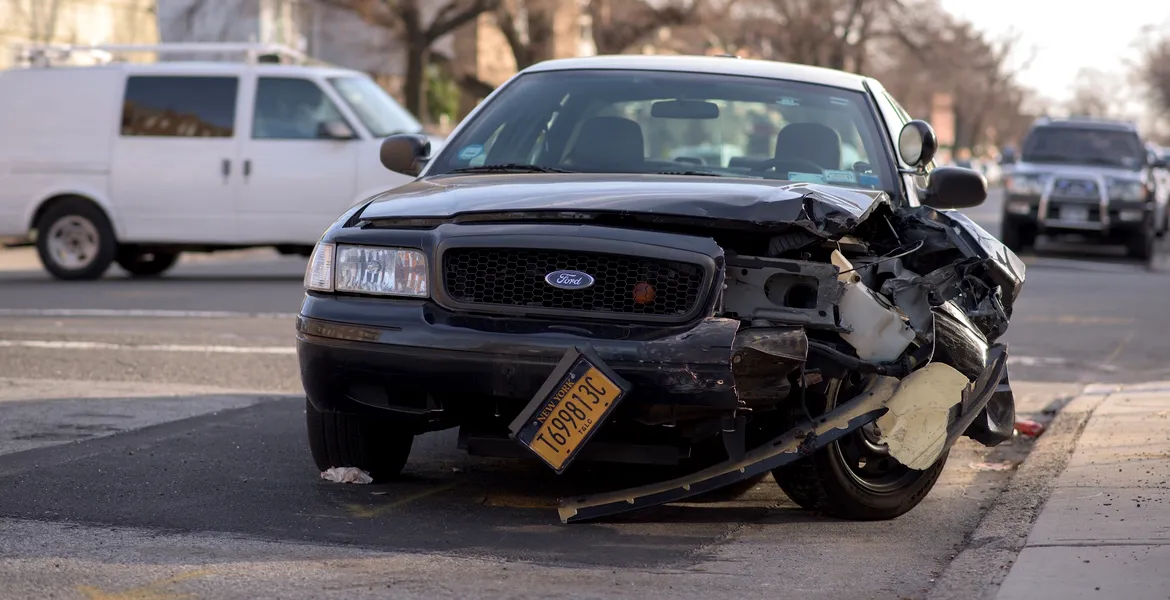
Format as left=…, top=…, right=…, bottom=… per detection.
left=1107, top=178, right=1148, bottom=202
left=335, top=245, right=428, bottom=297
left=1005, top=173, right=1046, bottom=195
left=304, top=242, right=335, bottom=292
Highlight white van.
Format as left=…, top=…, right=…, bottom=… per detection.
left=0, top=43, right=438, bottom=280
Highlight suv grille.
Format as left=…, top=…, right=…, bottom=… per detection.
left=443, top=248, right=707, bottom=319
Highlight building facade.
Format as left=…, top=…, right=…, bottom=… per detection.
left=0, top=0, right=158, bottom=68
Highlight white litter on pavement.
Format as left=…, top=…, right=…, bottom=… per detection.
left=320, top=467, right=373, bottom=484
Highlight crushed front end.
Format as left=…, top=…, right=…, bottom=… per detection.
left=297, top=180, right=1025, bottom=523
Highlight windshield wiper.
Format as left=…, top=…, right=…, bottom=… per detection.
left=656, top=169, right=729, bottom=177
left=448, top=164, right=575, bottom=174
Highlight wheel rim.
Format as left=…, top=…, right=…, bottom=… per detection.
left=45, top=215, right=100, bottom=270
left=826, top=379, right=919, bottom=493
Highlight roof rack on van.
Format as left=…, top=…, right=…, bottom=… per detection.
left=10, top=42, right=320, bottom=68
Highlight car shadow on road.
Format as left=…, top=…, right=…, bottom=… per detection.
left=0, top=397, right=838, bottom=569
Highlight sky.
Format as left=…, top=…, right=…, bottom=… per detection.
left=940, top=0, right=1170, bottom=105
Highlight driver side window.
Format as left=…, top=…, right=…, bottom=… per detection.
left=253, top=77, right=349, bottom=140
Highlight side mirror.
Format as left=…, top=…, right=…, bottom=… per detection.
left=898, top=120, right=939, bottom=169
left=318, top=120, right=356, bottom=140
left=380, top=133, right=431, bottom=177
left=1153, top=156, right=1169, bottom=169
left=923, top=165, right=988, bottom=209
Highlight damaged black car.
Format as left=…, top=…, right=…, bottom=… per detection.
left=296, top=55, right=1026, bottom=524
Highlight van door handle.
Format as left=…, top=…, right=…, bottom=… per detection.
left=243, top=159, right=251, bottom=179
left=221, top=159, right=230, bottom=180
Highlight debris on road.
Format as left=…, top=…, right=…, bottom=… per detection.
left=320, top=467, right=373, bottom=484
left=968, top=461, right=1019, bottom=472
left=1014, top=419, right=1046, bottom=438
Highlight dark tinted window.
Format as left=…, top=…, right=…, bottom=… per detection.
left=121, top=76, right=238, bottom=137
left=253, top=77, right=347, bottom=140
left=1021, top=126, right=1145, bottom=170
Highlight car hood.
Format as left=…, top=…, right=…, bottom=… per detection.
left=1012, top=160, right=1145, bottom=181
left=355, top=173, right=893, bottom=235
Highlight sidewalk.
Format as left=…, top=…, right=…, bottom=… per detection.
left=996, top=382, right=1170, bottom=599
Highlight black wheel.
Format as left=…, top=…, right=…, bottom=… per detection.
left=116, top=248, right=179, bottom=277
left=1126, top=221, right=1156, bottom=261
left=999, top=219, right=1035, bottom=253
left=34, top=198, right=117, bottom=281
left=305, top=397, right=414, bottom=482
left=772, top=378, right=949, bottom=520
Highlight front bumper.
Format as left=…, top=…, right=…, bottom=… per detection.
left=296, top=294, right=807, bottom=430
left=1004, top=187, right=1152, bottom=236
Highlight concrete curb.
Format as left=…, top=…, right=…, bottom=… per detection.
left=926, top=386, right=1108, bottom=600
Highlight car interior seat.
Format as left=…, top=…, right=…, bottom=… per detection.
left=774, top=122, right=842, bottom=170
left=564, top=116, right=646, bottom=171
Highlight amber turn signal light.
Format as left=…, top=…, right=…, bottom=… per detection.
left=633, top=282, right=656, bottom=304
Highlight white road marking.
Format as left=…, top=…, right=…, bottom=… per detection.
left=0, top=308, right=297, bottom=319
left=0, top=339, right=296, bottom=354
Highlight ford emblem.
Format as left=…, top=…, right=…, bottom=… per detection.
left=545, top=270, right=595, bottom=290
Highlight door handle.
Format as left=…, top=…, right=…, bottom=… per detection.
left=243, top=159, right=251, bottom=179
left=221, top=158, right=230, bottom=181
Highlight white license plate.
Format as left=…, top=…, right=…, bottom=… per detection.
left=1062, top=206, right=1089, bottom=222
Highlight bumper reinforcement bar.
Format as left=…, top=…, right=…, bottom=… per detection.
left=557, top=344, right=1008, bottom=523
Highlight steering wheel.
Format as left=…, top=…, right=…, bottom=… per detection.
left=750, top=157, right=827, bottom=176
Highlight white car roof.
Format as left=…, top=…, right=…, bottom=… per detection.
left=521, top=55, right=873, bottom=92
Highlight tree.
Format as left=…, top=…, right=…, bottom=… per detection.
left=1137, top=29, right=1170, bottom=120
left=1066, top=67, right=1124, bottom=118
left=321, top=0, right=500, bottom=120
left=494, top=0, right=558, bottom=70
left=587, top=0, right=707, bottom=55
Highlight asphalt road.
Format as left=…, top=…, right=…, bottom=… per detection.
left=0, top=186, right=1164, bottom=599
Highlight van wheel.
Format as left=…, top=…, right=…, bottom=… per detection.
left=35, top=198, right=117, bottom=281
left=116, top=248, right=179, bottom=277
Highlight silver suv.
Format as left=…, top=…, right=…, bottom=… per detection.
left=1000, top=117, right=1170, bottom=260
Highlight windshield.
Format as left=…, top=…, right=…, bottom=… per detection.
left=328, top=76, right=423, bottom=137
left=1021, top=126, right=1145, bottom=170
left=425, top=69, right=896, bottom=193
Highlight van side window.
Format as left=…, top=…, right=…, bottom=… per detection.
left=121, top=76, right=238, bottom=137
left=253, top=77, right=348, bottom=140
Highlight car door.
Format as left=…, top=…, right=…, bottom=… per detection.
left=110, top=73, right=243, bottom=243
left=235, top=75, right=360, bottom=244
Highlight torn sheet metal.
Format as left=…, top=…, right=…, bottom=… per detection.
left=875, top=362, right=969, bottom=470
left=557, top=375, right=901, bottom=524
left=730, top=327, right=808, bottom=405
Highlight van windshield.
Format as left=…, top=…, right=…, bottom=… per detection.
left=328, top=76, right=423, bottom=138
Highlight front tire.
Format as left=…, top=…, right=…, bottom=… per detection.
left=1000, top=218, right=1036, bottom=254
left=305, top=397, right=414, bottom=482
left=1126, top=220, right=1156, bottom=261
left=772, top=378, right=949, bottom=520
left=116, top=248, right=179, bottom=277
left=35, top=198, right=117, bottom=281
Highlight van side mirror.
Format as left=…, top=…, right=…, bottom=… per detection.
left=380, top=133, right=431, bottom=176
left=898, top=120, right=939, bottom=169
left=318, top=120, right=356, bottom=140
left=923, top=165, right=987, bottom=209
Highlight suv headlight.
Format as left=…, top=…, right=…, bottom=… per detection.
left=1005, top=173, right=1046, bottom=195
left=304, top=243, right=429, bottom=297
left=1107, top=178, right=1149, bottom=202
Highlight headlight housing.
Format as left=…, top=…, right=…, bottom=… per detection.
left=1107, top=178, right=1149, bottom=202
left=1005, top=173, right=1047, bottom=195
left=304, top=243, right=429, bottom=297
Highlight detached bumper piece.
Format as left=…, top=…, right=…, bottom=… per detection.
left=557, top=344, right=1009, bottom=524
